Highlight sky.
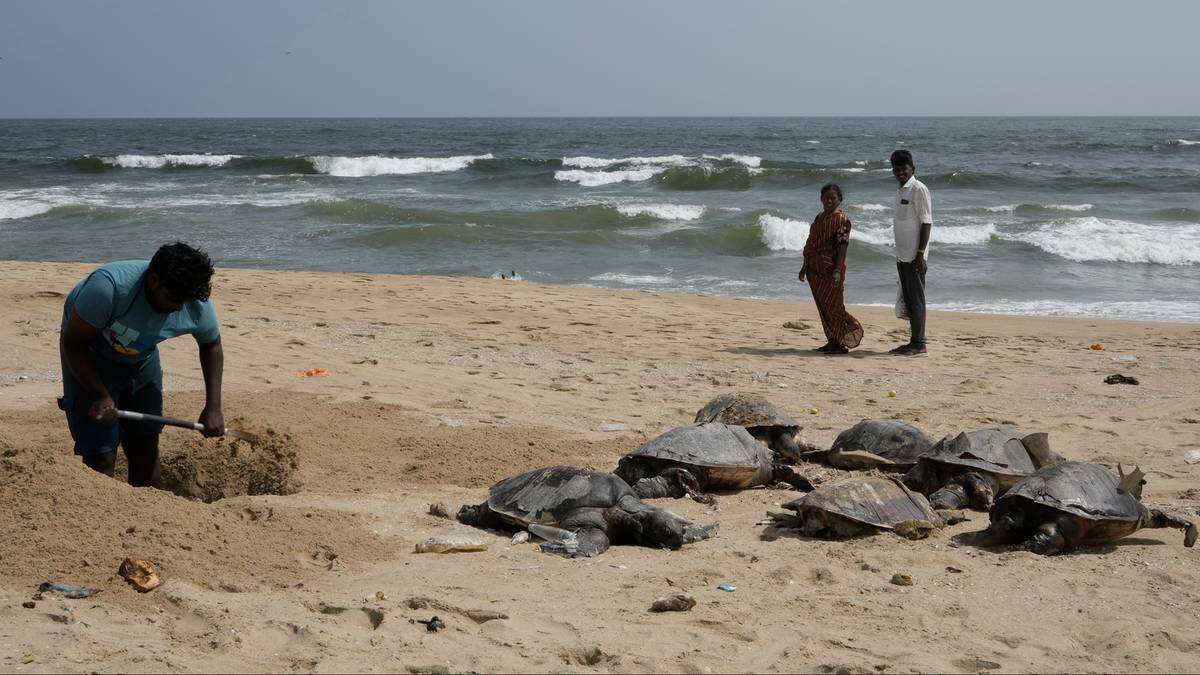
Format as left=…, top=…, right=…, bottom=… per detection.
left=1, top=0, right=1198, bottom=117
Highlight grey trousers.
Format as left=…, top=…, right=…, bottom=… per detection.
left=896, top=260, right=927, bottom=347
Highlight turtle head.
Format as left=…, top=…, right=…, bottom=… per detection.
left=608, top=507, right=688, bottom=550
left=456, top=503, right=485, bottom=526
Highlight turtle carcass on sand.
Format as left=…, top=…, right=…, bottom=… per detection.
left=777, top=475, right=943, bottom=540
left=969, top=461, right=1197, bottom=555
left=614, top=423, right=814, bottom=504
left=456, top=466, right=717, bottom=557
left=694, top=393, right=816, bottom=462
left=903, top=427, right=1062, bottom=510
left=801, top=419, right=934, bottom=470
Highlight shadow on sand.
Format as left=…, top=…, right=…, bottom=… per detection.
left=723, top=346, right=894, bottom=359
left=949, top=531, right=1168, bottom=556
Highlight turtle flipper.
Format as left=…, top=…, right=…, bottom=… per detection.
left=681, top=522, right=718, bottom=544
left=771, top=463, right=814, bottom=491
left=631, top=476, right=685, bottom=500
left=827, top=448, right=895, bottom=470
left=929, top=482, right=968, bottom=510
left=1021, top=432, right=1062, bottom=469
left=1147, top=509, right=1198, bottom=548
left=661, top=467, right=713, bottom=504
left=539, top=528, right=610, bottom=557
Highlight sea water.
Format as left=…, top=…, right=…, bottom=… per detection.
left=2, top=117, right=1198, bottom=321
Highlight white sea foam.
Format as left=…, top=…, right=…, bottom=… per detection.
left=805, top=140, right=820, bottom=144
left=0, top=199, right=55, bottom=220
left=898, top=299, right=1200, bottom=323
left=757, top=214, right=807, bottom=251
left=701, top=154, right=762, bottom=168
left=851, top=227, right=895, bottom=247
left=847, top=203, right=888, bottom=213
left=310, top=154, right=492, bottom=177
left=561, top=155, right=691, bottom=169
left=104, top=154, right=241, bottom=168
left=615, top=203, right=706, bottom=220
left=852, top=223, right=996, bottom=247
left=1003, top=217, right=1200, bottom=265
left=985, top=203, right=1092, bottom=213
left=1167, top=139, right=1199, bottom=146
left=554, top=168, right=661, bottom=187
left=590, top=272, right=674, bottom=285
left=839, top=167, right=866, bottom=173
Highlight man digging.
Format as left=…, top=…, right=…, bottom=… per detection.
left=58, top=242, right=225, bottom=486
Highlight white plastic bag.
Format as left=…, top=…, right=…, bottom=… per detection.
left=894, top=280, right=909, bottom=319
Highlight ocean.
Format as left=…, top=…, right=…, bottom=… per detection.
left=2, top=117, right=1198, bottom=322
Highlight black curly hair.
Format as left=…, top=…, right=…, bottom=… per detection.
left=148, top=242, right=214, bottom=302
left=820, top=183, right=844, bottom=201
left=890, top=149, right=914, bottom=168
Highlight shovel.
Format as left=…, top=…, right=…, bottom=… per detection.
left=116, top=410, right=258, bottom=442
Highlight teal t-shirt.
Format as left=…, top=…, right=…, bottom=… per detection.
left=62, top=260, right=220, bottom=367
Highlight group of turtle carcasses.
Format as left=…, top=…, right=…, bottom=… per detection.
left=457, top=393, right=1197, bottom=558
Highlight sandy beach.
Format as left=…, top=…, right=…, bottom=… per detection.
left=2, top=260, right=1200, bottom=673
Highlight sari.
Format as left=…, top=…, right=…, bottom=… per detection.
left=802, top=210, right=864, bottom=349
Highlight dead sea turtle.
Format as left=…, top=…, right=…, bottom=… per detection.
left=694, top=393, right=814, bottom=461
left=456, top=466, right=717, bottom=557
left=777, top=475, right=942, bottom=539
left=801, top=419, right=934, bottom=470
left=972, top=461, right=1197, bottom=555
left=903, top=427, right=1061, bottom=510
left=614, top=423, right=814, bottom=504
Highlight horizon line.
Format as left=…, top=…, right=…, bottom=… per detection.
left=3, top=114, right=1199, bottom=121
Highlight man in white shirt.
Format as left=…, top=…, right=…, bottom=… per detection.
left=889, top=150, right=932, bottom=356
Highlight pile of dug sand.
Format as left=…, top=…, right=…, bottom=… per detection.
left=159, top=420, right=302, bottom=502
left=0, top=412, right=389, bottom=597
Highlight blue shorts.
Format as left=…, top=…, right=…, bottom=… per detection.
left=59, top=353, right=164, bottom=456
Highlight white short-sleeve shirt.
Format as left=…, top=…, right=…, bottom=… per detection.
left=893, top=176, right=932, bottom=262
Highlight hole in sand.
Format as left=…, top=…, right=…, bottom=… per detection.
left=159, top=422, right=302, bottom=502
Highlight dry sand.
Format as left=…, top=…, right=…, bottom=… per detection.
left=2, top=260, right=1199, bottom=673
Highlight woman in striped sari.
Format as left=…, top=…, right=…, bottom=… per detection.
left=798, top=183, right=863, bottom=354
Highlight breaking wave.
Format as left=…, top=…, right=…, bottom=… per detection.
left=1003, top=217, right=1200, bottom=265
left=103, top=154, right=242, bottom=168
left=554, top=167, right=661, bottom=187
left=0, top=199, right=55, bottom=220
left=614, top=203, right=706, bottom=220
left=310, top=154, right=493, bottom=177
left=757, top=214, right=808, bottom=251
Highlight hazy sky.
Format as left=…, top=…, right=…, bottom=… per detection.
left=2, top=0, right=1198, bottom=117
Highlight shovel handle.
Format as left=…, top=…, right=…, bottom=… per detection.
left=116, top=409, right=205, bottom=433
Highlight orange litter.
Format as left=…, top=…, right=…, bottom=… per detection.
left=1089, top=343, right=1104, bottom=351
left=296, top=367, right=331, bottom=378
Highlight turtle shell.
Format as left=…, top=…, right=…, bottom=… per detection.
left=827, top=419, right=934, bottom=467
left=1000, top=461, right=1144, bottom=523
left=625, top=423, right=773, bottom=487
left=923, top=427, right=1036, bottom=477
left=486, top=466, right=636, bottom=527
left=783, top=475, right=938, bottom=529
left=694, top=393, right=800, bottom=431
